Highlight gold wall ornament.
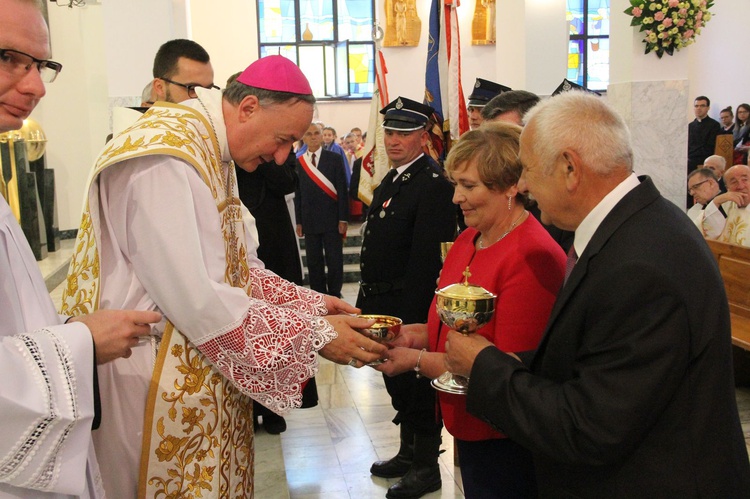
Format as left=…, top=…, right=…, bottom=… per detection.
left=472, top=0, right=496, bottom=45
left=383, top=0, right=421, bottom=47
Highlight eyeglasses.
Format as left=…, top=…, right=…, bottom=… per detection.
left=687, top=179, right=710, bottom=194
left=159, top=77, right=219, bottom=98
left=0, top=48, right=62, bottom=83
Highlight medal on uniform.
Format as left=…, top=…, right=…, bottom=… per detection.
left=380, top=198, right=392, bottom=218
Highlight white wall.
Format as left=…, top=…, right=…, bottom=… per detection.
left=103, top=0, right=189, bottom=98
left=31, top=3, right=110, bottom=232
left=687, top=0, right=750, bottom=122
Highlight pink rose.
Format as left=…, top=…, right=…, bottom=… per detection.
left=679, top=8, right=687, bottom=16
left=632, top=6, right=643, bottom=16
left=662, top=18, right=673, bottom=27
left=695, top=20, right=702, bottom=29
left=696, top=10, right=703, bottom=20
left=668, top=0, right=679, bottom=6
left=683, top=28, right=694, bottom=39
left=654, top=11, right=665, bottom=21
left=676, top=18, right=686, bottom=26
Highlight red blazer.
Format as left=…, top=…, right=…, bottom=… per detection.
left=429, top=216, right=565, bottom=441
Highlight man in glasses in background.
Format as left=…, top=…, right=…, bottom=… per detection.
left=686, top=167, right=722, bottom=232
left=151, top=38, right=218, bottom=104
left=0, top=0, right=161, bottom=496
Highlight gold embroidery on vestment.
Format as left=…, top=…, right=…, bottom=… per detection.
left=61, top=101, right=255, bottom=498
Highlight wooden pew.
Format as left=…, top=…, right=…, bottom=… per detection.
left=705, top=240, right=750, bottom=384
left=705, top=239, right=750, bottom=350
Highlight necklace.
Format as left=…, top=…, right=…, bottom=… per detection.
left=197, top=96, right=240, bottom=286
left=478, top=210, right=527, bottom=250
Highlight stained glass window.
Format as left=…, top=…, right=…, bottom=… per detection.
left=566, top=0, right=609, bottom=92
left=257, top=0, right=375, bottom=99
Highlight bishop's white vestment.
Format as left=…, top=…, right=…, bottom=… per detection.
left=61, top=89, right=337, bottom=498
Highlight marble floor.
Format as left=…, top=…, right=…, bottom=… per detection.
left=256, top=281, right=464, bottom=499
left=45, top=255, right=750, bottom=499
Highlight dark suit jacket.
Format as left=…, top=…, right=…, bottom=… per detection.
left=356, top=155, right=456, bottom=324
left=466, top=176, right=750, bottom=497
left=236, top=153, right=303, bottom=285
left=294, top=149, right=348, bottom=234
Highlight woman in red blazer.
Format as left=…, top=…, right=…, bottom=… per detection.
left=377, top=123, right=565, bottom=498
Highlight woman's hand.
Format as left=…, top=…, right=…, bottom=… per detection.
left=373, top=346, right=419, bottom=376
left=388, top=323, right=428, bottom=349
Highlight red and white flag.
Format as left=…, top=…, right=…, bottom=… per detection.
left=358, top=48, right=390, bottom=206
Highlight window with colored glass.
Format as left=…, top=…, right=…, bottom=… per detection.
left=566, top=0, right=610, bottom=92
left=257, top=0, right=375, bottom=99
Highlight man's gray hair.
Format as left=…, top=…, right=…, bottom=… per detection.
left=704, top=154, right=726, bottom=171
left=481, top=90, right=540, bottom=123
left=524, top=91, right=633, bottom=176
left=141, top=82, right=154, bottom=103
left=223, top=81, right=316, bottom=107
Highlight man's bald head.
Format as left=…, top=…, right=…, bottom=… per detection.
left=725, top=164, right=750, bottom=197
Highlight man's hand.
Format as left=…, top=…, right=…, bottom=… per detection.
left=714, top=191, right=750, bottom=208
left=319, top=315, right=388, bottom=366
left=444, top=330, right=493, bottom=378
left=70, top=309, right=162, bottom=365
left=338, top=221, right=348, bottom=236
left=324, top=295, right=360, bottom=315
left=296, top=224, right=303, bottom=238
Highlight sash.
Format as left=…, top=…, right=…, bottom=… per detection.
left=60, top=102, right=255, bottom=498
left=299, top=154, right=338, bottom=202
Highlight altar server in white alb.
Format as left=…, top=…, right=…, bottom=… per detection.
left=61, top=55, right=387, bottom=499
left=0, top=0, right=162, bottom=497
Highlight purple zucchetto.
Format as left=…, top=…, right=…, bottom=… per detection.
left=236, top=55, right=313, bottom=95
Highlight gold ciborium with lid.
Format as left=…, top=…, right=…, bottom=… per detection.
left=432, top=267, right=496, bottom=394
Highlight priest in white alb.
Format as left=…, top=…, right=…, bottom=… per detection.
left=701, top=164, right=750, bottom=246
left=0, top=1, right=161, bottom=497
left=61, top=56, right=387, bottom=498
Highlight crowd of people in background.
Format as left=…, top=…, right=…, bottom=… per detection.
left=687, top=95, right=750, bottom=248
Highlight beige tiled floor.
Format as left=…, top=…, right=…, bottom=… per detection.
left=45, top=254, right=750, bottom=498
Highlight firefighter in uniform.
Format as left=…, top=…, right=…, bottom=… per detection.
left=357, top=96, right=456, bottom=498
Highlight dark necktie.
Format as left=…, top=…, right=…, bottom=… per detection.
left=311, top=152, right=317, bottom=167
left=564, top=246, right=578, bottom=285
left=382, top=168, right=398, bottom=185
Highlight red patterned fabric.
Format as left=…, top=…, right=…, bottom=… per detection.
left=196, top=268, right=334, bottom=413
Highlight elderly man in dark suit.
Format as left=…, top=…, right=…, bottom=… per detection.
left=445, top=91, right=750, bottom=497
left=358, top=96, right=456, bottom=498
left=295, top=123, right=349, bottom=297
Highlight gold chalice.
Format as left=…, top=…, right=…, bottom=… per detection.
left=432, top=267, right=496, bottom=395
left=356, top=314, right=402, bottom=365
left=440, top=241, right=454, bottom=262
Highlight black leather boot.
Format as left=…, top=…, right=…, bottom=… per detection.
left=370, top=424, right=415, bottom=478
left=385, top=433, right=442, bottom=499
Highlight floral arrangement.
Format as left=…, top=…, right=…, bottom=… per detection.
left=624, top=0, right=714, bottom=58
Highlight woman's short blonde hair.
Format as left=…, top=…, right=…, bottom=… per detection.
left=444, top=122, right=523, bottom=192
